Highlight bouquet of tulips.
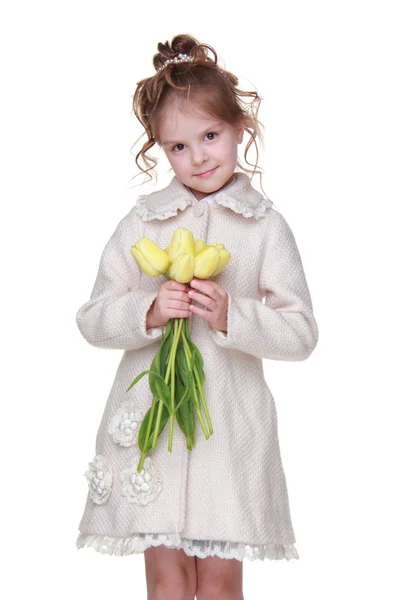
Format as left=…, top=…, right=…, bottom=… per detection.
left=127, top=227, right=231, bottom=472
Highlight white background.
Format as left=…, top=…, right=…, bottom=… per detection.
left=1, top=1, right=399, bottom=598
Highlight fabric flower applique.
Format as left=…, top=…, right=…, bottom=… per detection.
left=120, top=455, right=162, bottom=506
left=84, top=454, right=113, bottom=505
left=108, top=401, right=144, bottom=448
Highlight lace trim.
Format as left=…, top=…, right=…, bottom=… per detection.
left=214, top=194, right=273, bottom=220
left=133, top=195, right=193, bottom=222
left=76, top=532, right=299, bottom=561
left=133, top=189, right=273, bottom=222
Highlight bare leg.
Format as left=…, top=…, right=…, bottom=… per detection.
left=195, top=554, right=244, bottom=600
left=144, top=545, right=197, bottom=600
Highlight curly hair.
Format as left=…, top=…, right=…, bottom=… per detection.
left=131, top=34, right=266, bottom=188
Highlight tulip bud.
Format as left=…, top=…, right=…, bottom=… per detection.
left=194, top=239, right=206, bottom=256
left=194, top=243, right=231, bottom=278
left=130, top=238, right=170, bottom=277
left=209, top=246, right=231, bottom=276
left=167, top=228, right=195, bottom=263
left=193, top=246, right=220, bottom=279
left=170, top=253, right=195, bottom=283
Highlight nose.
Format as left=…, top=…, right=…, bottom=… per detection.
left=191, top=145, right=208, bottom=166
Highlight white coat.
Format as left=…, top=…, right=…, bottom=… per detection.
left=75, top=172, right=319, bottom=561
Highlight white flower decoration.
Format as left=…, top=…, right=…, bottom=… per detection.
left=120, top=455, right=162, bottom=506
left=84, top=454, right=113, bottom=505
left=108, top=401, right=144, bottom=447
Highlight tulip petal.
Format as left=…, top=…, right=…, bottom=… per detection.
left=168, top=228, right=195, bottom=262
left=131, top=246, right=160, bottom=277
left=211, top=249, right=231, bottom=276
left=139, top=239, right=170, bottom=272
left=193, top=246, right=220, bottom=279
left=170, top=253, right=195, bottom=283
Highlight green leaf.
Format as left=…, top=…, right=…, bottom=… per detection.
left=148, top=404, right=170, bottom=448
left=175, top=395, right=191, bottom=438
left=176, top=342, right=188, bottom=372
left=186, top=397, right=196, bottom=437
left=138, top=401, right=169, bottom=452
left=189, top=347, right=196, bottom=372
left=149, top=371, right=171, bottom=412
left=192, top=344, right=204, bottom=370
left=194, top=361, right=206, bottom=387
left=137, top=404, right=155, bottom=452
left=165, top=319, right=172, bottom=336
left=184, top=318, right=193, bottom=342
left=155, top=342, right=162, bottom=373
left=159, top=329, right=173, bottom=379
left=189, top=344, right=205, bottom=387
left=148, top=369, right=158, bottom=396
left=148, top=351, right=162, bottom=394
left=174, top=376, right=191, bottom=414
left=151, top=350, right=160, bottom=374
left=126, top=369, right=151, bottom=393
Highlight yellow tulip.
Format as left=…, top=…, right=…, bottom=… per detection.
left=165, top=261, right=173, bottom=279
left=166, top=228, right=195, bottom=263
left=194, top=239, right=206, bottom=255
left=170, top=253, right=195, bottom=283
left=193, top=246, right=220, bottom=278
left=208, top=243, right=231, bottom=276
left=130, top=238, right=170, bottom=277
left=194, top=244, right=231, bottom=278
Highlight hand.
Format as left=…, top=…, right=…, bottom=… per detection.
left=187, top=277, right=228, bottom=334
left=147, top=280, right=192, bottom=329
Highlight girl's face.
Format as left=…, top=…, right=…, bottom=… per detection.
left=158, top=102, right=244, bottom=200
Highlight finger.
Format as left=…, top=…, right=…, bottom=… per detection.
left=168, top=279, right=189, bottom=292
left=187, top=289, right=213, bottom=308
left=168, top=299, right=192, bottom=310
left=189, top=278, right=216, bottom=298
left=168, top=290, right=192, bottom=304
left=189, top=303, right=211, bottom=319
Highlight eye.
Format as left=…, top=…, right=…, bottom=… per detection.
left=172, top=143, right=186, bottom=152
left=205, top=132, right=218, bottom=141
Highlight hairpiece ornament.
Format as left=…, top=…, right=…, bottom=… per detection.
left=157, top=53, right=195, bottom=72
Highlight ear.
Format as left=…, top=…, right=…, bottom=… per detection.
left=236, top=121, right=245, bottom=144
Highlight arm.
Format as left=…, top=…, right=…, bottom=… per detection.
left=75, top=210, right=164, bottom=350
left=208, top=209, right=319, bottom=360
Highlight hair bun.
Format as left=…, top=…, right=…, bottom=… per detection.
left=153, top=34, right=216, bottom=71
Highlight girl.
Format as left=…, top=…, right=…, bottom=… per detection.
left=75, top=34, right=319, bottom=600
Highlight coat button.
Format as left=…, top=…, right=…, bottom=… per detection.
left=193, top=202, right=205, bottom=217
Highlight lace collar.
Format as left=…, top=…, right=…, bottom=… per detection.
left=133, top=172, right=273, bottom=222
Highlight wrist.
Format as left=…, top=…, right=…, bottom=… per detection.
left=146, top=301, right=163, bottom=330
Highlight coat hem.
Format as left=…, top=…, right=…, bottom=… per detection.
left=76, top=531, right=299, bottom=562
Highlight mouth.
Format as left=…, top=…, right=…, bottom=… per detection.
left=194, top=166, right=218, bottom=177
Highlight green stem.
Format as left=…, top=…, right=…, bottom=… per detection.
left=168, top=318, right=184, bottom=451
left=136, top=273, right=183, bottom=470
left=181, top=327, right=213, bottom=439
left=152, top=316, right=182, bottom=450
left=136, top=391, right=158, bottom=472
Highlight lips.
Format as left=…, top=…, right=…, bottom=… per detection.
left=194, top=167, right=218, bottom=177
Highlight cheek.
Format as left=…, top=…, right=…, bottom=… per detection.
left=167, top=153, right=182, bottom=169
left=220, top=138, right=238, bottom=158
left=223, top=142, right=238, bottom=164
left=168, top=156, right=190, bottom=177
left=176, top=156, right=188, bottom=168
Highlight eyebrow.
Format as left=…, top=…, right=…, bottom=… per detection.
left=161, top=121, right=223, bottom=146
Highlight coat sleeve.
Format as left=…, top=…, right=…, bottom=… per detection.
left=75, top=210, right=164, bottom=350
left=208, top=209, right=319, bottom=360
